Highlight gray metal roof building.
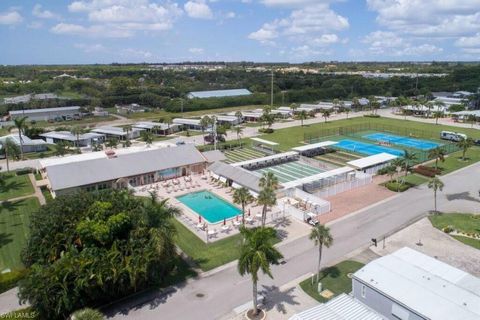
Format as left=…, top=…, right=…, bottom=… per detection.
left=45, top=144, right=206, bottom=192
left=208, top=161, right=262, bottom=193
left=9, top=106, right=81, bottom=121
left=187, top=89, right=252, bottom=99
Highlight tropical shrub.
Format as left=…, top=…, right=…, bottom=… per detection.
left=19, top=191, right=179, bottom=320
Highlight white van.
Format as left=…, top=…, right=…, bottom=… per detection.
left=440, top=131, right=467, bottom=142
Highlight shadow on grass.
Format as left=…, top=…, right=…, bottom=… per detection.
left=319, top=266, right=340, bottom=281
left=0, top=180, right=26, bottom=195
left=0, top=200, right=25, bottom=213
left=0, top=232, right=13, bottom=248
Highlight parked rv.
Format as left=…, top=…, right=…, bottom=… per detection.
left=440, top=131, right=467, bottom=142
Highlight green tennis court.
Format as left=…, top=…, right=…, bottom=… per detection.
left=255, top=161, right=325, bottom=183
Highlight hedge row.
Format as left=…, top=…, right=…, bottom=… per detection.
left=413, top=165, right=441, bottom=177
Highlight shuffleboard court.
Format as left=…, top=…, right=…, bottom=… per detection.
left=255, top=161, right=325, bottom=183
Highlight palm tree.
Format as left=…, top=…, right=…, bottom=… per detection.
left=54, top=141, right=69, bottom=156
left=257, top=188, right=276, bottom=227
left=9, top=116, right=28, bottom=160
left=458, top=137, right=474, bottom=161
left=199, top=116, right=211, bottom=145
left=298, top=110, right=308, bottom=127
left=234, top=111, right=243, bottom=125
left=70, top=126, right=84, bottom=148
left=428, top=147, right=446, bottom=170
left=309, top=224, right=333, bottom=284
left=368, top=96, right=380, bottom=115
left=290, top=103, right=299, bottom=114
left=141, top=131, right=154, bottom=147
left=321, top=110, right=331, bottom=123
left=234, top=126, right=244, bottom=143
left=163, top=116, right=173, bottom=135
left=402, top=150, right=417, bottom=177
left=467, top=114, right=477, bottom=128
left=259, top=171, right=279, bottom=190
left=233, top=187, right=254, bottom=225
left=428, top=177, right=444, bottom=213
left=238, top=227, right=283, bottom=317
left=432, top=111, right=443, bottom=125
left=106, top=137, right=118, bottom=149
left=0, top=138, right=15, bottom=172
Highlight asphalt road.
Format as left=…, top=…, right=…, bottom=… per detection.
left=108, top=161, right=480, bottom=320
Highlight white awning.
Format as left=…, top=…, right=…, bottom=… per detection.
left=251, top=137, right=279, bottom=146
left=291, top=141, right=338, bottom=152
left=232, top=151, right=298, bottom=167
left=219, top=176, right=227, bottom=183
left=282, top=166, right=354, bottom=189
left=232, top=182, right=242, bottom=189
left=347, top=153, right=397, bottom=169
left=211, top=173, right=219, bottom=180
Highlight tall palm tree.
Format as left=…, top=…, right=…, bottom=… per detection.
left=233, top=187, right=254, bottom=225
left=238, top=227, right=283, bottom=317
left=432, top=111, right=443, bottom=125
left=428, top=147, right=446, bottom=170
left=402, top=150, right=417, bottom=177
left=259, top=171, right=279, bottom=190
left=321, top=110, right=331, bottom=123
left=257, top=188, right=276, bottom=227
left=290, top=103, right=299, bottom=114
left=199, top=116, right=211, bottom=145
left=428, top=177, right=444, bottom=213
left=458, top=137, right=474, bottom=161
left=309, top=224, right=333, bottom=284
left=9, top=116, right=28, bottom=160
left=141, top=131, right=154, bottom=147
left=70, top=126, right=84, bottom=148
left=234, top=111, right=243, bottom=125
left=298, top=110, right=308, bottom=127
left=234, top=126, right=244, bottom=143
left=163, top=116, right=173, bottom=135
left=0, top=138, right=14, bottom=172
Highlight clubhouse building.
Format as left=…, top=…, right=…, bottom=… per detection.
left=40, top=144, right=207, bottom=197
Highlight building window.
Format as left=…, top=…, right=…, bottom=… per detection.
left=361, top=285, right=366, bottom=298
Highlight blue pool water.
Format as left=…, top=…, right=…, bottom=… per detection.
left=177, top=190, right=242, bottom=224
left=363, top=133, right=441, bottom=151
left=335, top=139, right=405, bottom=156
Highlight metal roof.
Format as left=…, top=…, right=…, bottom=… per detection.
left=208, top=161, right=262, bottom=193
left=202, top=150, right=226, bottom=163
left=40, top=131, right=104, bottom=142
left=9, top=106, right=80, bottom=115
left=289, top=294, right=383, bottom=320
left=172, top=118, right=202, bottom=126
left=0, top=134, right=47, bottom=146
left=347, top=153, right=397, bottom=169
left=353, top=247, right=480, bottom=320
left=291, top=141, right=338, bottom=152
left=45, top=144, right=206, bottom=191
left=187, top=89, right=251, bottom=99
left=91, top=126, right=143, bottom=136
left=250, top=137, right=279, bottom=146
left=133, top=122, right=180, bottom=130
left=232, top=151, right=298, bottom=167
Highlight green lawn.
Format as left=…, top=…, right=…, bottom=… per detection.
left=403, top=174, right=429, bottom=186
left=0, top=174, right=34, bottom=201
left=0, top=197, right=40, bottom=270
left=428, top=147, right=480, bottom=175
left=299, top=260, right=364, bottom=302
left=429, top=213, right=480, bottom=250
left=172, top=219, right=244, bottom=271
left=261, top=117, right=480, bottom=151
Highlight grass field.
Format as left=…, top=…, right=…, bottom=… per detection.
left=429, top=213, right=480, bottom=250
left=172, top=219, right=279, bottom=271
left=299, top=260, right=364, bottom=302
left=0, top=197, right=40, bottom=270
left=429, top=147, right=480, bottom=175
left=0, top=173, right=34, bottom=201
left=261, top=117, right=480, bottom=151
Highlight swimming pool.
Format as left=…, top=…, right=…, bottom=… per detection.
left=363, top=133, right=441, bottom=151
left=177, top=190, right=242, bottom=224
left=334, top=139, right=404, bottom=156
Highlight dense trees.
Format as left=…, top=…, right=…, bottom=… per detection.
left=19, top=191, right=180, bottom=320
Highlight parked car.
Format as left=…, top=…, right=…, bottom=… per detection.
left=474, top=139, right=480, bottom=146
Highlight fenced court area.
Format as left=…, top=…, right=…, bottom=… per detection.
left=305, top=122, right=460, bottom=164
left=254, top=161, right=325, bottom=183
left=363, top=132, right=441, bottom=150
left=223, top=147, right=267, bottom=164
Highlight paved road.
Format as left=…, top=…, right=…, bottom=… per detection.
left=108, top=161, right=480, bottom=320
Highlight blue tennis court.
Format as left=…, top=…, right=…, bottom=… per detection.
left=334, top=139, right=404, bottom=156
left=363, top=133, right=441, bottom=151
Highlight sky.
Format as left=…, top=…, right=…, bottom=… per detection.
left=1, top=0, right=480, bottom=64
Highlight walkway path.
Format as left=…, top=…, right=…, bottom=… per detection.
left=106, top=160, right=480, bottom=320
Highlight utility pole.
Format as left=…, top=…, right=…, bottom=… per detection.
left=212, top=116, right=217, bottom=151
left=270, top=69, right=274, bottom=107
left=180, top=98, right=184, bottom=114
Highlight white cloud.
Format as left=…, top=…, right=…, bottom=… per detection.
left=261, top=0, right=332, bottom=6
left=248, top=4, right=348, bottom=47
left=121, top=48, right=153, bottom=60
left=455, top=33, right=480, bottom=48
left=184, top=0, right=213, bottom=19
left=74, top=43, right=107, bottom=53
left=51, top=23, right=133, bottom=38
left=367, top=0, right=480, bottom=37
left=363, top=30, right=443, bottom=56
left=32, top=4, right=61, bottom=20
left=0, top=11, right=23, bottom=25
left=62, top=0, right=182, bottom=37
left=189, top=47, right=204, bottom=54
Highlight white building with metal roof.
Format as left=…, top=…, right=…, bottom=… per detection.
left=0, top=133, right=48, bottom=153
left=133, top=122, right=181, bottom=135
left=347, top=153, right=397, bottom=174
left=9, top=106, right=81, bottom=121
left=40, top=131, right=105, bottom=147
left=187, top=88, right=252, bottom=99
left=352, top=247, right=480, bottom=320
left=42, top=144, right=207, bottom=196
left=91, top=126, right=143, bottom=140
